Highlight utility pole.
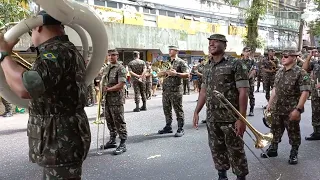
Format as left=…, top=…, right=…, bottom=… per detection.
left=298, top=0, right=307, bottom=51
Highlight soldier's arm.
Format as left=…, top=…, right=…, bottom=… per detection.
left=268, top=71, right=281, bottom=108
left=141, top=61, right=147, bottom=76
left=1, top=55, right=30, bottom=99
left=234, top=61, right=250, bottom=117
left=194, top=67, right=207, bottom=114
left=302, top=54, right=313, bottom=72
left=128, top=62, right=140, bottom=78
left=106, top=66, right=126, bottom=92
left=21, top=51, right=64, bottom=99
left=296, top=70, right=311, bottom=110
left=175, top=60, right=190, bottom=78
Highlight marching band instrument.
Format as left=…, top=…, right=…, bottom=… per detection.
left=157, top=61, right=173, bottom=79
left=270, top=58, right=277, bottom=71
left=11, top=52, right=33, bottom=70
left=0, top=0, right=108, bottom=108
left=263, top=109, right=272, bottom=128
left=213, top=90, right=273, bottom=149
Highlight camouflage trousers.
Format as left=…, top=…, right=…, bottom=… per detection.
left=256, top=74, right=263, bottom=91
left=206, top=121, right=249, bottom=176
left=162, top=91, right=184, bottom=128
left=104, top=104, right=127, bottom=140
left=183, top=79, right=190, bottom=94
left=145, top=81, right=152, bottom=99
left=43, top=163, right=82, bottom=180
left=1, top=97, right=12, bottom=113
left=86, top=83, right=96, bottom=105
left=270, top=114, right=301, bottom=148
left=133, top=80, right=146, bottom=104
left=263, top=74, right=275, bottom=101
left=248, top=84, right=255, bottom=108
left=311, top=94, right=320, bottom=132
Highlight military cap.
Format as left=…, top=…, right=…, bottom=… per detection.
left=207, top=34, right=228, bottom=42
left=108, top=49, right=119, bottom=55
left=198, top=58, right=204, bottom=62
left=282, top=49, right=300, bottom=56
left=169, top=45, right=179, bottom=51
left=37, top=10, right=62, bottom=26
left=133, top=51, right=140, bottom=54
left=243, top=47, right=251, bottom=52
left=267, top=48, right=275, bottom=52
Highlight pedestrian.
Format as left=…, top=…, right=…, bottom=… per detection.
left=0, top=11, right=91, bottom=179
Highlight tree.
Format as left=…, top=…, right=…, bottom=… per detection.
left=200, top=0, right=267, bottom=52
left=308, top=0, right=320, bottom=39
left=0, top=0, right=31, bottom=30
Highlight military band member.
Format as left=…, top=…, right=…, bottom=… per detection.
left=158, top=46, right=189, bottom=137
left=302, top=49, right=320, bottom=140
left=255, top=56, right=264, bottom=92
left=145, top=62, right=152, bottom=100
left=261, top=50, right=310, bottom=165
left=101, top=49, right=128, bottom=155
left=183, top=58, right=190, bottom=95
left=262, top=49, right=280, bottom=102
left=193, top=34, right=249, bottom=180
left=128, top=51, right=147, bottom=112
left=241, top=47, right=256, bottom=116
left=196, top=58, right=207, bottom=124
left=0, top=11, right=91, bottom=179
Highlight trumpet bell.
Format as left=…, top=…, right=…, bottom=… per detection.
left=263, top=109, right=272, bottom=128
left=254, top=132, right=274, bottom=149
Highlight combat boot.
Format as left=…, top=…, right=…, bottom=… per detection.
left=248, top=107, right=254, bottom=116
left=218, top=170, right=228, bottom=180
left=133, top=103, right=140, bottom=112
left=158, top=125, right=173, bottom=134
left=288, top=147, right=298, bottom=165
left=236, top=176, right=246, bottom=180
left=1, top=111, right=12, bottom=117
left=140, top=101, right=147, bottom=111
left=261, top=145, right=278, bottom=158
left=201, top=120, right=207, bottom=124
left=113, top=140, right=127, bottom=155
left=102, top=137, right=117, bottom=149
left=174, top=128, right=184, bottom=137
left=305, top=127, right=320, bottom=140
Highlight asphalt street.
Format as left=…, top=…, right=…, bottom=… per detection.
left=0, top=88, right=320, bottom=180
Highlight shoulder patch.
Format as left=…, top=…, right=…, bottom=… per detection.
left=303, top=75, right=309, bottom=80
left=242, top=64, right=247, bottom=70
left=121, top=67, right=127, bottom=74
left=40, top=52, right=58, bottom=62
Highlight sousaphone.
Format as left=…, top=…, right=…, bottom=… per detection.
left=0, top=0, right=108, bottom=108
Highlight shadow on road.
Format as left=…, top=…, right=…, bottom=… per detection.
left=0, top=128, right=27, bottom=136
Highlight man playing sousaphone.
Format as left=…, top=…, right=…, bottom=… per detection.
left=261, top=49, right=310, bottom=165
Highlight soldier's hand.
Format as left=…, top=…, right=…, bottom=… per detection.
left=103, top=87, right=109, bottom=92
left=316, top=83, right=320, bottom=89
left=166, top=69, right=177, bottom=77
left=289, top=109, right=301, bottom=121
left=235, top=120, right=246, bottom=137
left=193, top=112, right=199, bottom=130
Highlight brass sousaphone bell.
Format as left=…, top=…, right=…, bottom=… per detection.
left=263, top=109, right=272, bottom=128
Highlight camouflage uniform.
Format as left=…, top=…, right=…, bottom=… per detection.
left=158, top=46, right=189, bottom=136
left=296, top=58, right=304, bottom=68
left=197, top=62, right=205, bottom=92
left=22, top=35, right=90, bottom=179
left=242, top=57, right=256, bottom=114
left=86, top=82, right=96, bottom=106
left=145, top=67, right=152, bottom=99
left=262, top=56, right=279, bottom=101
left=202, top=53, right=250, bottom=177
left=1, top=97, right=12, bottom=117
left=256, top=57, right=264, bottom=92
left=102, top=56, right=128, bottom=154
left=261, top=63, right=310, bottom=163
left=128, top=57, right=147, bottom=111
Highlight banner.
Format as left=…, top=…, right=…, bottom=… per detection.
left=92, top=6, right=123, bottom=23
left=123, top=12, right=144, bottom=26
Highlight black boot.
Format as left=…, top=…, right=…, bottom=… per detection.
left=218, top=170, right=228, bottom=180
left=248, top=107, right=254, bottom=116
left=133, top=103, right=140, bottom=112
left=288, top=146, right=298, bottom=165
left=261, top=145, right=278, bottom=158
left=102, top=137, right=117, bottom=149
left=113, top=140, right=127, bottom=155
left=2, top=112, right=12, bottom=117
left=140, top=101, right=147, bottom=111
left=158, top=125, right=173, bottom=134
left=174, top=128, right=185, bottom=137
left=201, top=120, right=207, bottom=124
left=305, top=127, right=320, bottom=140
left=236, top=176, right=246, bottom=180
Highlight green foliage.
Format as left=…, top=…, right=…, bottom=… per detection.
left=0, top=0, right=31, bottom=30
left=309, top=0, right=320, bottom=37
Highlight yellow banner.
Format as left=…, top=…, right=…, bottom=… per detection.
left=228, top=25, right=238, bottom=35
left=92, top=6, right=123, bottom=23
left=123, top=12, right=144, bottom=26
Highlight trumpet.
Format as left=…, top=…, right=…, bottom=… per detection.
left=92, top=74, right=107, bottom=155
left=212, top=90, right=273, bottom=149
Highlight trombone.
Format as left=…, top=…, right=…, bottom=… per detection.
left=92, top=74, right=107, bottom=155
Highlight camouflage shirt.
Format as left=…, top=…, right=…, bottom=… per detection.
left=128, top=59, right=146, bottom=82
left=202, top=56, right=249, bottom=123
left=22, top=35, right=91, bottom=167
left=146, top=67, right=152, bottom=82
left=102, top=62, right=127, bottom=105
left=296, top=59, right=304, bottom=68
left=308, top=60, right=320, bottom=95
left=197, top=63, right=205, bottom=81
left=272, top=66, right=311, bottom=115
left=162, top=57, right=189, bottom=92
left=261, top=56, right=280, bottom=75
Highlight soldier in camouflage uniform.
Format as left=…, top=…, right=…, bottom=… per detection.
left=0, top=11, right=91, bottom=179
left=128, top=51, right=147, bottom=112
left=261, top=50, right=310, bottom=165
left=241, top=47, right=256, bottom=116
left=196, top=58, right=207, bottom=124
left=1, top=97, right=12, bottom=117
left=145, top=62, right=152, bottom=100
left=85, top=59, right=96, bottom=106
left=261, top=49, right=280, bottom=102
left=101, top=50, right=128, bottom=155
left=158, top=46, right=189, bottom=137
left=193, top=34, right=249, bottom=180
left=182, top=59, right=190, bottom=95
left=302, top=49, right=320, bottom=140
left=255, top=56, right=264, bottom=92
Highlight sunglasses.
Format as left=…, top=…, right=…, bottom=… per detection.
left=283, top=56, right=289, bottom=58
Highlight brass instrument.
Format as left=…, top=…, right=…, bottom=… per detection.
left=263, top=109, right=272, bottom=128
left=270, top=58, right=277, bottom=71
left=157, top=61, right=172, bottom=79
left=11, top=52, right=32, bottom=70
left=92, top=74, right=107, bottom=155
left=212, top=90, right=273, bottom=148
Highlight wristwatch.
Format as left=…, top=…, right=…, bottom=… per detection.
left=0, top=52, right=9, bottom=62
left=295, top=107, right=304, bottom=114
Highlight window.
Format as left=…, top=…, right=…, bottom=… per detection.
left=143, top=8, right=156, bottom=14
left=150, top=9, right=156, bottom=14
left=94, top=0, right=105, bottom=6
left=107, top=1, right=118, bottom=8
left=159, top=10, right=166, bottom=16
left=167, top=11, right=175, bottom=17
